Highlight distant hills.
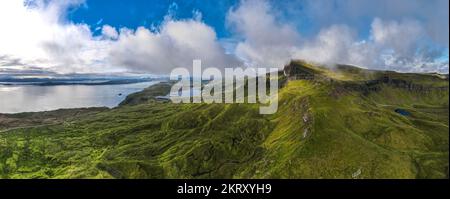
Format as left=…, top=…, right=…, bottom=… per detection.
left=0, top=70, right=167, bottom=86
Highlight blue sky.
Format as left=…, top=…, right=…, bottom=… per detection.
left=68, top=0, right=239, bottom=38
left=66, top=0, right=449, bottom=44
left=0, top=0, right=448, bottom=74
left=66, top=0, right=366, bottom=40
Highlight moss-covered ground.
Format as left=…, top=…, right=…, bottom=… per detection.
left=0, top=61, right=448, bottom=179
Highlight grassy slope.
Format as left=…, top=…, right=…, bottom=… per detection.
left=0, top=61, right=448, bottom=179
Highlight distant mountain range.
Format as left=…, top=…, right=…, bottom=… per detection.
left=0, top=69, right=168, bottom=86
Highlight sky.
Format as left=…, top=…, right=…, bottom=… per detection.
left=0, top=0, right=448, bottom=74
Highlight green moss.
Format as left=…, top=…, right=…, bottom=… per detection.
left=0, top=63, right=448, bottom=179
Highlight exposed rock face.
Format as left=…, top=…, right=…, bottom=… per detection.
left=282, top=60, right=449, bottom=95
left=297, top=97, right=312, bottom=140
left=352, top=168, right=362, bottom=179
left=302, top=114, right=309, bottom=123
left=343, top=76, right=449, bottom=95
left=378, top=76, right=448, bottom=92
left=283, top=61, right=315, bottom=80
left=303, top=128, right=308, bottom=138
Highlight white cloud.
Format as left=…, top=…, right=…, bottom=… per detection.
left=227, top=0, right=448, bottom=73
left=108, top=19, right=242, bottom=74
left=0, top=0, right=448, bottom=74
left=292, top=18, right=447, bottom=72
left=0, top=0, right=118, bottom=73
left=101, top=25, right=119, bottom=40
left=371, top=18, right=424, bottom=56
left=0, top=0, right=241, bottom=74
left=293, top=25, right=365, bottom=66
left=227, top=0, right=300, bottom=68
left=290, top=0, right=449, bottom=47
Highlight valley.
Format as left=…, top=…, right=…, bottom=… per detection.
left=0, top=60, right=448, bottom=179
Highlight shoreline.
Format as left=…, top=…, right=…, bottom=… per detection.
left=0, top=81, right=165, bottom=114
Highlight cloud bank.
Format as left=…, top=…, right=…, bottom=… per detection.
left=0, top=0, right=448, bottom=74
left=226, top=0, right=300, bottom=68
left=0, top=0, right=113, bottom=73
left=228, top=0, right=449, bottom=73
left=0, top=0, right=240, bottom=74
left=109, top=19, right=241, bottom=74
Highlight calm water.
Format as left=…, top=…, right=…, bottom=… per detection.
left=0, top=81, right=158, bottom=113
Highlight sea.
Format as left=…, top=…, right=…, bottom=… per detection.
left=0, top=81, right=158, bottom=113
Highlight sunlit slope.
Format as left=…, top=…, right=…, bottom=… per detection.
left=251, top=79, right=447, bottom=178
left=0, top=61, right=448, bottom=179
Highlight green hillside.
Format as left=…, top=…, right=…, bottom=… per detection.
left=0, top=60, right=448, bottom=179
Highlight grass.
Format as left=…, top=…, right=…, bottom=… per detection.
left=0, top=61, right=448, bottom=179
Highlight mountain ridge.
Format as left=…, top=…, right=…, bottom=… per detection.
left=0, top=60, right=448, bottom=179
